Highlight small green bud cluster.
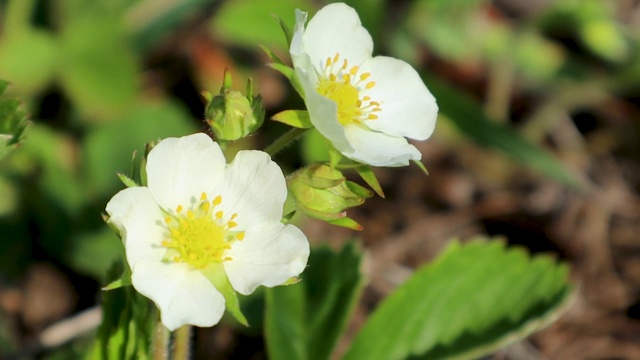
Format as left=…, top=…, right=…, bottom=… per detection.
left=204, top=69, right=265, bottom=141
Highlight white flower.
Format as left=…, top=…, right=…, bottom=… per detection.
left=105, top=133, right=309, bottom=331
left=290, top=3, right=438, bottom=167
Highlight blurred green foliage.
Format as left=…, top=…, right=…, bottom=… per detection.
left=0, top=0, right=636, bottom=357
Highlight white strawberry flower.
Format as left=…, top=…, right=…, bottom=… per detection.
left=290, top=3, right=438, bottom=167
left=105, top=133, right=309, bottom=330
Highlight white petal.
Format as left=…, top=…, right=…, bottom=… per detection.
left=343, top=125, right=422, bottom=167
left=299, top=74, right=353, bottom=153
left=302, top=3, right=373, bottom=71
left=291, top=8, right=353, bottom=153
left=359, top=56, right=438, bottom=140
left=219, top=150, right=286, bottom=230
left=132, top=261, right=225, bottom=331
left=146, top=133, right=226, bottom=211
left=105, top=187, right=166, bottom=267
left=224, top=223, right=309, bottom=295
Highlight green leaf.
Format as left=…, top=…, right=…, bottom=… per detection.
left=355, top=165, right=384, bottom=198
left=265, top=242, right=366, bottom=360
left=344, top=238, right=573, bottom=360
left=272, top=110, right=313, bottom=129
left=0, top=80, right=29, bottom=160
left=423, top=74, right=582, bottom=188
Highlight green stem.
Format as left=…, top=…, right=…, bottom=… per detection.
left=152, top=316, right=169, bottom=360
left=264, top=128, right=308, bottom=156
left=172, top=325, right=192, bottom=360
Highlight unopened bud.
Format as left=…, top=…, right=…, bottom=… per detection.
left=288, top=164, right=372, bottom=222
left=205, top=70, right=264, bottom=141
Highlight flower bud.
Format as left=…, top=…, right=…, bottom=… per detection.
left=288, top=163, right=372, bottom=222
left=205, top=70, right=265, bottom=141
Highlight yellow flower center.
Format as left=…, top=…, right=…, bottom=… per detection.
left=316, top=53, right=382, bottom=126
left=161, top=192, right=244, bottom=269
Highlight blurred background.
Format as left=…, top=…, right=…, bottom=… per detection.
left=0, top=0, right=639, bottom=358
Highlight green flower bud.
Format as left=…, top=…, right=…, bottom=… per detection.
left=288, top=163, right=373, bottom=223
left=205, top=70, right=265, bottom=141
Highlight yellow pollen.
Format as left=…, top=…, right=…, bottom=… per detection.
left=161, top=194, right=244, bottom=269
left=315, top=53, right=383, bottom=126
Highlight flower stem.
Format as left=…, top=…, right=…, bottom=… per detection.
left=172, top=325, right=192, bottom=360
left=264, top=128, right=308, bottom=156
left=152, top=316, right=170, bottom=360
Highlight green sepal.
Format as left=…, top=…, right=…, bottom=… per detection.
left=345, top=181, right=374, bottom=199
left=281, top=210, right=296, bottom=224
left=280, top=276, right=302, bottom=286
left=202, top=263, right=248, bottom=326
left=328, top=145, right=342, bottom=169
left=296, top=173, right=345, bottom=190
left=261, top=46, right=305, bottom=99
left=327, top=217, right=363, bottom=231
left=295, top=202, right=347, bottom=222
left=267, top=62, right=304, bottom=97
left=259, top=44, right=287, bottom=65
left=117, top=172, right=138, bottom=188
left=412, top=159, right=429, bottom=176
left=272, top=14, right=293, bottom=48
left=103, top=266, right=132, bottom=291
left=272, top=110, right=312, bottom=129
left=355, top=165, right=385, bottom=198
